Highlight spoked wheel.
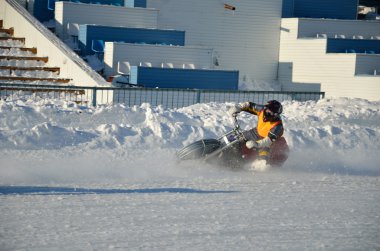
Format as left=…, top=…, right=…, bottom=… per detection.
left=176, top=139, right=221, bottom=160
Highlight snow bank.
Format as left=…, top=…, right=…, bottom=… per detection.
left=0, top=96, right=379, bottom=185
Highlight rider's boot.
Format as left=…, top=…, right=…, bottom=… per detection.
left=258, top=148, right=270, bottom=161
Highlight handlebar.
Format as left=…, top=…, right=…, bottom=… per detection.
left=232, top=114, right=250, bottom=143
left=232, top=114, right=241, bottom=132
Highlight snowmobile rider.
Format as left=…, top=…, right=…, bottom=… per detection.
left=228, top=100, right=284, bottom=161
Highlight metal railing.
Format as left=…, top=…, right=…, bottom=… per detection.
left=0, top=83, right=325, bottom=108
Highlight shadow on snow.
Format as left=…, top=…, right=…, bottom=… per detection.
left=0, top=186, right=238, bottom=196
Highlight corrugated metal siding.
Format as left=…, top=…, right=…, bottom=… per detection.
left=294, top=0, right=358, bottom=19
left=146, top=0, right=282, bottom=85
left=322, top=77, right=380, bottom=101
left=79, top=25, right=185, bottom=55
left=326, top=38, right=380, bottom=54
left=55, top=1, right=158, bottom=39
left=130, top=66, right=239, bottom=90
left=103, top=42, right=213, bottom=77
left=31, top=0, right=125, bottom=22
left=279, top=18, right=380, bottom=100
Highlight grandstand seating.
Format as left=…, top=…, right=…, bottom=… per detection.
left=91, top=39, right=105, bottom=53
left=3, top=1, right=238, bottom=91
left=30, top=0, right=125, bottom=22
left=327, top=38, right=380, bottom=54
left=0, top=26, right=13, bottom=36
left=103, top=42, right=213, bottom=78
left=117, top=61, right=130, bottom=75
left=279, top=18, right=380, bottom=100
left=3, top=0, right=378, bottom=99
left=54, top=1, right=158, bottom=40
left=78, top=25, right=185, bottom=56
left=0, top=21, right=72, bottom=84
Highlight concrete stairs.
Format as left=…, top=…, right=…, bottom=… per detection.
left=0, top=20, right=72, bottom=84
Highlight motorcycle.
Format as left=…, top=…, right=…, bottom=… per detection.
left=176, top=115, right=289, bottom=168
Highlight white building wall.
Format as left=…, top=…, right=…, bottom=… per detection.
left=55, top=2, right=158, bottom=39
left=104, top=42, right=213, bottom=78
left=146, top=0, right=283, bottom=86
left=279, top=18, right=380, bottom=101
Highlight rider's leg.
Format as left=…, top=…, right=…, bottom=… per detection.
left=258, top=147, right=270, bottom=161
left=242, top=128, right=260, bottom=142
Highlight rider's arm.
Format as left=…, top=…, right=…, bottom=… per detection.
left=268, top=123, right=284, bottom=141
left=247, top=123, right=284, bottom=149
left=239, top=102, right=265, bottom=115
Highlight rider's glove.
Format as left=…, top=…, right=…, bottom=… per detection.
left=246, top=137, right=273, bottom=149
left=246, top=140, right=258, bottom=149
left=228, top=105, right=241, bottom=117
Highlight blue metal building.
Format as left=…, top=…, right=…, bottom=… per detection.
left=130, top=66, right=239, bottom=90
left=31, top=0, right=125, bottom=22
left=282, top=0, right=358, bottom=19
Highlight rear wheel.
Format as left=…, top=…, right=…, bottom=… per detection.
left=176, top=139, right=221, bottom=160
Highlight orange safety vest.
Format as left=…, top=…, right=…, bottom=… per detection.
left=257, top=110, right=282, bottom=138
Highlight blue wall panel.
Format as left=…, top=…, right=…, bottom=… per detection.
left=327, top=38, right=380, bottom=54
left=282, top=0, right=294, bottom=18
left=130, top=66, right=239, bottom=90
left=33, top=0, right=54, bottom=22
left=72, top=0, right=124, bottom=5
left=294, top=0, right=357, bottom=19
left=283, top=0, right=358, bottom=19
left=125, top=0, right=147, bottom=8
left=33, top=0, right=125, bottom=22
left=79, top=25, right=185, bottom=55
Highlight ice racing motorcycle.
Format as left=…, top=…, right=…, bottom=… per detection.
left=176, top=115, right=289, bottom=168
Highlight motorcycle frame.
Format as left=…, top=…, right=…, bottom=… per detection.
left=204, top=115, right=247, bottom=162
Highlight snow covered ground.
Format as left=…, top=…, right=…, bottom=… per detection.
left=0, top=96, right=379, bottom=250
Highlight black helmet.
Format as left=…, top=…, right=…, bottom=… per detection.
left=264, top=100, right=282, bottom=121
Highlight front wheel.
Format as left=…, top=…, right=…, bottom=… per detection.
left=176, top=139, right=221, bottom=160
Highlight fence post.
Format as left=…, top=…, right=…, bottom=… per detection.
left=92, top=87, right=97, bottom=106
left=196, top=90, right=201, bottom=103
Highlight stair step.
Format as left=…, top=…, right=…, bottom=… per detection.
left=0, top=55, right=49, bottom=63
left=0, top=76, right=71, bottom=83
left=0, top=46, right=37, bottom=54
left=0, top=65, right=60, bottom=73
left=0, top=27, right=14, bottom=36
left=0, top=20, right=77, bottom=87
left=0, top=86, right=85, bottom=95
left=0, top=37, right=25, bottom=43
